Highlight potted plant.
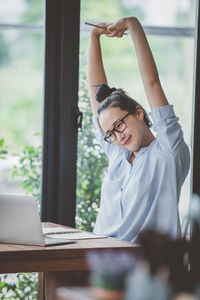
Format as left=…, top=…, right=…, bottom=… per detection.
left=87, top=250, right=136, bottom=300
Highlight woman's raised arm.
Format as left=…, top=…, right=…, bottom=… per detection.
left=107, top=17, right=168, bottom=110
left=88, top=26, right=108, bottom=115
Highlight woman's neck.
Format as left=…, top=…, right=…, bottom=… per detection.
left=130, top=130, right=155, bottom=163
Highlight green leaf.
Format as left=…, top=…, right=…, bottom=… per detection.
left=0, top=138, right=5, bottom=147
left=34, top=131, right=42, bottom=137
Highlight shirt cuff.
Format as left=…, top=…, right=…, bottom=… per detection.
left=149, top=104, right=175, bottom=124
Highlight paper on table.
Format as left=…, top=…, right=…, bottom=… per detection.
left=43, top=227, right=81, bottom=235
left=43, top=227, right=107, bottom=240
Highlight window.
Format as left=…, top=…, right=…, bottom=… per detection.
left=0, top=0, right=44, bottom=297
left=0, top=0, right=44, bottom=205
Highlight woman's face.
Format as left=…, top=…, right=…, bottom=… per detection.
left=98, top=106, right=148, bottom=153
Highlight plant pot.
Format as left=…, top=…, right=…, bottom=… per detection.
left=92, top=287, right=124, bottom=300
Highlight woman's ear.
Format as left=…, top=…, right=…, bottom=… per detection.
left=136, top=106, right=144, bottom=120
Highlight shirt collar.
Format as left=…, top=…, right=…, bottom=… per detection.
left=125, top=140, right=156, bottom=162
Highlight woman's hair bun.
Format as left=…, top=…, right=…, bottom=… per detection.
left=95, top=83, right=116, bottom=103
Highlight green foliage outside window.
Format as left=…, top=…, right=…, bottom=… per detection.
left=76, top=71, right=108, bottom=231
left=0, top=138, right=8, bottom=159
left=11, top=142, right=42, bottom=204
left=0, top=273, right=38, bottom=300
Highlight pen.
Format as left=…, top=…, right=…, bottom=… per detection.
left=85, top=22, right=107, bottom=30
left=85, top=22, right=128, bottom=35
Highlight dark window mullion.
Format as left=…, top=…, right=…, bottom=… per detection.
left=41, top=0, right=80, bottom=226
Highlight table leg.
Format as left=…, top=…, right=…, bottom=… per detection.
left=45, top=271, right=90, bottom=300
left=38, top=272, right=45, bottom=300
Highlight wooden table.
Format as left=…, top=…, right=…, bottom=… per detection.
left=0, top=223, right=141, bottom=300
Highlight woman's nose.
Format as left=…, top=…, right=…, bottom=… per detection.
left=115, top=131, right=125, bottom=142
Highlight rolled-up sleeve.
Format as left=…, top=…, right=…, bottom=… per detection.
left=149, top=105, right=185, bottom=154
left=149, top=105, right=190, bottom=186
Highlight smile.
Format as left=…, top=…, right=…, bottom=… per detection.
left=123, top=136, right=131, bottom=145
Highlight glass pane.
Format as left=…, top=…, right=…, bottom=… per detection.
left=81, top=0, right=196, bottom=27
left=0, top=0, right=44, bottom=298
left=0, top=10, right=44, bottom=199
left=78, top=0, right=195, bottom=232
left=124, top=0, right=196, bottom=27
left=147, top=35, right=194, bottom=226
left=0, top=0, right=44, bottom=24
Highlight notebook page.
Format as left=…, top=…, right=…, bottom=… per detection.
left=45, top=232, right=107, bottom=240
left=43, top=227, right=82, bottom=235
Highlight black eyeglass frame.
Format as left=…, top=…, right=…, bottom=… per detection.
left=104, top=112, right=131, bottom=144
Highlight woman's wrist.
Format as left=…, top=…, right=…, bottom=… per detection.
left=106, top=17, right=138, bottom=34
left=90, top=29, right=101, bottom=39
left=124, top=17, right=138, bottom=28
left=90, top=23, right=109, bottom=38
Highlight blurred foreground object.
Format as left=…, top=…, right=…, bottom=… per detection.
left=87, top=251, right=136, bottom=299
left=56, top=287, right=93, bottom=300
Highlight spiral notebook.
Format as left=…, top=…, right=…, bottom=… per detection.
left=43, top=227, right=107, bottom=240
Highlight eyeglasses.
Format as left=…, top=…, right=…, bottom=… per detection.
left=104, top=112, right=131, bottom=144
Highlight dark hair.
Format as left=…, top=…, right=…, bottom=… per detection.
left=95, top=83, right=152, bottom=128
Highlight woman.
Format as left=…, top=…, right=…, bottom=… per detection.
left=88, top=17, right=190, bottom=242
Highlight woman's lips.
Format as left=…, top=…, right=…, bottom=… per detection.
left=123, top=136, right=131, bottom=145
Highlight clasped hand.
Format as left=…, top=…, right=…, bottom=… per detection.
left=92, top=17, right=134, bottom=37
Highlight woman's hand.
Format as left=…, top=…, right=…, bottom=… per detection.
left=90, top=21, right=127, bottom=38
left=107, top=17, right=136, bottom=37
left=90, top=23, right=111, bottom=37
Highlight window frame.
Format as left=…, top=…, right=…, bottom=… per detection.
left=41, top=0, right=80, bottom=226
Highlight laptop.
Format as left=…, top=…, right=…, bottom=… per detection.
left=0, top=193, right=76, bottom=247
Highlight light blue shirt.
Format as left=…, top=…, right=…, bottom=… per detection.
left=92, top=105, right=190, bottom=242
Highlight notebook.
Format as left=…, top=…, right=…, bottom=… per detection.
left=43, top=227, right=107, bottom=240
left=0, top=193, right=76, bottom=247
